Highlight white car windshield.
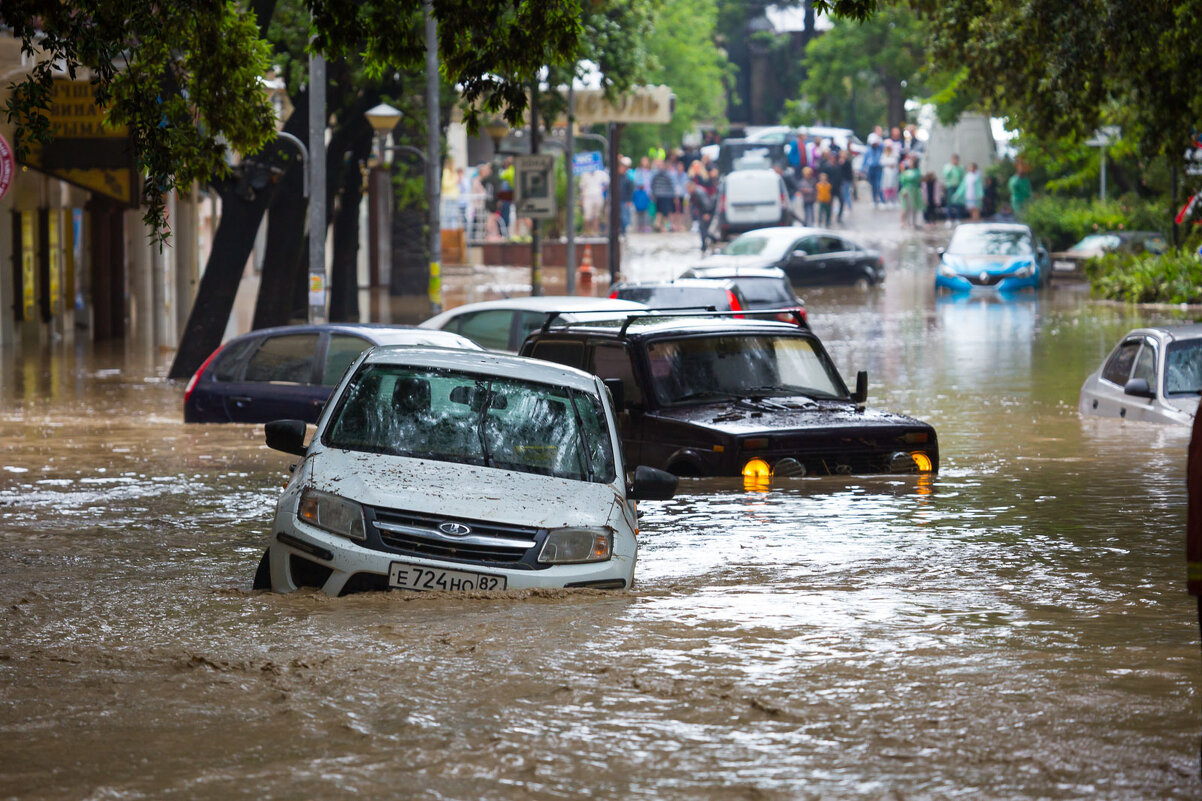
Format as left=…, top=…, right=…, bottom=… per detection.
left=645, top=335, right=845, bottom=404
left=947, top=227, right=1034, bottom=256
left=1071, top=234, right=1121, bottom=252
left=323, top=365, right=615, bottom=483
left=1165, top=340, right=1202, bottom=397
left=721, top=235, right=792, bottom=260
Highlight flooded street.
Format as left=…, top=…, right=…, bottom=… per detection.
left=2, top=221, right=1200, bottom=799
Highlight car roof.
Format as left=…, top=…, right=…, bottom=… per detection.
left=360, top=346, right=602, bottom=392
left=539, top=313, right=811, bottom=341
left=680, top=266, right=789, bottom=280
left=732, top=226, right=850, bottom=240
left=1121, top=325, right=1202, bottom=342
left=615, top=278, right=737, bottom=290
left=952, top=222, right=1033, bottom=234
left=420, top=296, right=647, bottom=326
left=223, top=323, right=479, bottom=348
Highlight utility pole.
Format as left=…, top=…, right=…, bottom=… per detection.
left=530, top=79, right=542, bottom=297
left=425, top=0, right=442, bottom=314
left=308, top=52, right=327, bottom=323
left=608, top=122, right=623, bottom=284
left=565, top=78, right=575, bottom=296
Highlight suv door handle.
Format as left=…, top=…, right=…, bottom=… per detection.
left=231, top=395, right=252, bottom=405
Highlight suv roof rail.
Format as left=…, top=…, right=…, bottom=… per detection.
left=616, top=307, right=805, bottom=337
left=538, top=305, right=717, bottom=335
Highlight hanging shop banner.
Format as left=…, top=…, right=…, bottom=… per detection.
left=573, top=86, right=674, bottom=126
left=20, top=80, right=139, bottom=206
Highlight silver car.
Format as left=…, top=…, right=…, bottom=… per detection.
left=1079, top=326, right=1202, bottom=424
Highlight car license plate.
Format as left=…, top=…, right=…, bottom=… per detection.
left=388, top=562, right=507, bottom=592
left=1053, top=260, right=1075, bottom=271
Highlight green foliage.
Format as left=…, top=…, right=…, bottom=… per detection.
left=1087, top=249, right=1202, bottom=305
left=1022, top=195, right=1169, bottom=251
left=799, top=5, right=927, bottom=132
left=619, top=0, right=730, bottom=157
left=925, top=0, right=1202, bottom=160
left=3, top=0, right=276, bottom=241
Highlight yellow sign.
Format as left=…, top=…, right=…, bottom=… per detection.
left=20, top=80, right=138, bottom=206
left=47, top=80, right=128, bottom=138
left=48, top=210, right=62, bottom=315
left=20, top=212, right=36, bottom=320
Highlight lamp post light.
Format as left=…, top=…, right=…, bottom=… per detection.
left=484, top=117, right=511, bottom=157
left=366, top=103, right=403, bottom=159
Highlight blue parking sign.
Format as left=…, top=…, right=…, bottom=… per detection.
left=572, top=151, right=604, bottom=175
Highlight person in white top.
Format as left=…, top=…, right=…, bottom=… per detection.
left=963, top=163, right=983, bottom=221
left=580, top=168, right=609, bottom=235
left=880, top=144, right=900, bottom=208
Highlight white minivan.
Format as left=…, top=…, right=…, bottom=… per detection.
left=714, top=168, right=791, bottom=241
left=255, top=346, right=676, bottom=596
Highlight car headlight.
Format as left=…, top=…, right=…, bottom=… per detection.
left=937, top=261, right=959, bottom=277
left=1012, top=263, right=1033, bottom=277
left=297, top=487, right=366, bottom=541
left=538, top=527, right=613, bottom=564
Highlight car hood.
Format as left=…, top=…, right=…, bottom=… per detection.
left=305, top=449, right=621, bottom=528
left=691, top=254, right=780, bottom=271
left=942, top=253, right=1034, bottom=275
left=650, top=397, right=934, bottom=436
left=1163, top=393, right=1200, bottom=419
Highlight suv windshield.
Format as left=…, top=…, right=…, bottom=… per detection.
left=645, top=335, right=845, bottom=404
left=323, top=365, right=615, bottom=483
left=947, top=227, right=1033, bottom=256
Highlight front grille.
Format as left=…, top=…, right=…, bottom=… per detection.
left=965, top=272, right=1005, bottom=286
left=366, top=507, right=543, bottom=568
left=756, top=437, right=899, bottom=475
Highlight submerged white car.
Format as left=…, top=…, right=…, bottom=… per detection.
left=255, top=347, right=676, bottom=596
left=1079, top=326, right=1202, bottom=425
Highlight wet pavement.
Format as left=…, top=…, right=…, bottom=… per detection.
left=1, top=206, right=1200, bottom=798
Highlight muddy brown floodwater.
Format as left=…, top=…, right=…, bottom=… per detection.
left=1, top=231, right=1200, bottom=799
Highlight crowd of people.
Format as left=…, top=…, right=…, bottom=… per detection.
left=440, top=124, right=1036, bottom=249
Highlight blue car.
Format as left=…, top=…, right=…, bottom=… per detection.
left=935, top=223, right=1049, bottom=293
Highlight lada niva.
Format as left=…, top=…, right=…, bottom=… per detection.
left=520, top=313, right=938, bottom=479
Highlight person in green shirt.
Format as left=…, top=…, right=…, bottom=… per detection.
left=899, top=155, right=924, bottom=229
left=1008, top=163, right=1033, bottom=216
left=941, top=154, right=965, bottom=217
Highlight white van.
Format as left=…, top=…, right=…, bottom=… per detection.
left=714, top=169, right=791, bottom=241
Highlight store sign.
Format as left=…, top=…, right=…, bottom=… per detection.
left=21, top=80, right=139, bottom=206
left=574, top=86, right=674, bottom=126
left=0, top=133, right=14, bottom=202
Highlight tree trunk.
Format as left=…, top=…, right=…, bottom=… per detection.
left=391, top=204, right=428, bottom=297
left=166, top=177, right=279, bottom=379
left=884, top=79, right=905, bottom=132
left=252, top=90, right=311, bottom=330
left=330, top=124, right=374, bottom=322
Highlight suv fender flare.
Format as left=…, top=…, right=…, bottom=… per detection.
left=666, top=449, right=708, bottom=477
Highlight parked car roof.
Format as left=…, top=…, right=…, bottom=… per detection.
left=362, top=344, right=603, bottom=393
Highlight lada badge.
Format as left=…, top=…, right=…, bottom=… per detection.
left=438, top=522, right=472, bottom=537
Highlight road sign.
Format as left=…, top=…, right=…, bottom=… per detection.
left=515, top=154, right=557, bottom=219
left=572, top=151, right=604, bottom=175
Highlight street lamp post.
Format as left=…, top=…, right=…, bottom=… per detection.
left=365, top=104, right=403, bottom=290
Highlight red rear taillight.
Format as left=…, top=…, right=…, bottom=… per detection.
left=777, top=307, right=808, bottom=325
left=718, top=194, right=726, bottom=214
left=727, top=290, right=743, bottom=317
left=184, top=346, right=223, bottom=402
left=608, top=289, right=619, bottom=299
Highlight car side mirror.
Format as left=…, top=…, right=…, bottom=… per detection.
left=628, top=465, right=677, bottom=501
left=265, top=419, right=308, bottom=456
left=1123, top=378, right=1155, bottom=399
left=851, top=370, right=868, bottom=404
left=603, top=378, right=625, bottom=411
left=789, top=252, right=808, bottom=264
left=937, top=248, right=946, bottom=257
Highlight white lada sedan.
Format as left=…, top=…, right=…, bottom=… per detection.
left=254, top=346, right=676, bottom=596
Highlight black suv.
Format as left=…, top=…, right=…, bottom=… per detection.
left=519, top=313, right=938, bottom=478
